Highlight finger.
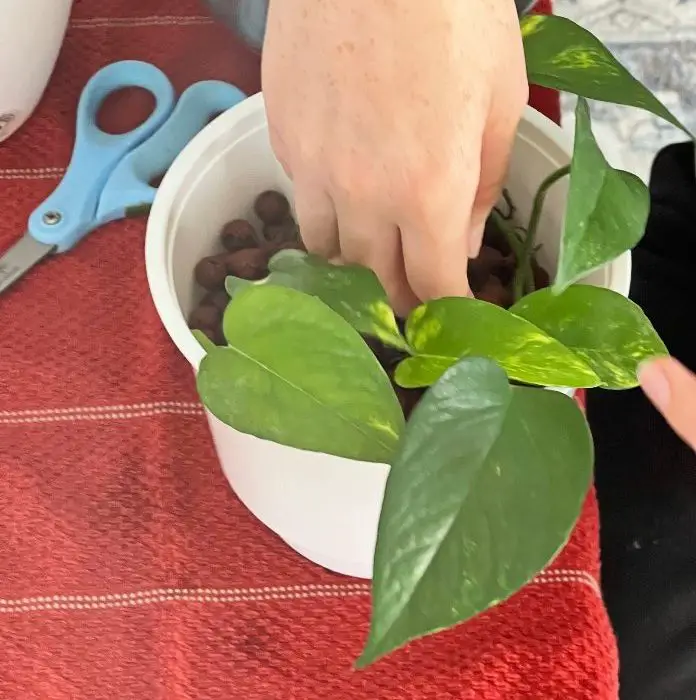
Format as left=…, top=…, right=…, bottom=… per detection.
left=334, top=199, right=419, bottom=317
left=400, top=215, right=472, bottom=302
left=468, top=86, right=528, bottom=257
left=398, top=163, right=477, bottom=301
left=397, top=121, right=491, bottom=301
left=293, top=184, right=340, bottom=259
left=639, top=356, right=696, bottom=450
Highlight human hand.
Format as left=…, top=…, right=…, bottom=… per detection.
left=261, top=0, right=528, bottom=315
left=639, top=357, right=696, bottom=450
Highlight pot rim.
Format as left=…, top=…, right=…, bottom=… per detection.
left=145, top=92, right=631, bottom=375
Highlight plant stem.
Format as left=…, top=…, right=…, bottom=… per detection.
left=489, top=209, right=524, bottom=261
left=499, top=189, right=516, bottom=220
left=512, top=165, right=571, bottom=302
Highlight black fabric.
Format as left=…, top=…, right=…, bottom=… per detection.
left=588, top=141, right=696, bottom=700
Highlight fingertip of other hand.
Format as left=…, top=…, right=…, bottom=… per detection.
left=638, top=356, right=672, bottom=411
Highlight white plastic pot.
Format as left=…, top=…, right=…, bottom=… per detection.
left=0, top=0, right=73, bottom=143
left=146, top=92, right=631, bottom=579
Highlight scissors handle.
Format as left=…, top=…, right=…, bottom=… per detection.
left=95, top=81, right=247, bottom=224
left=28, top=61, right=176, bottom=253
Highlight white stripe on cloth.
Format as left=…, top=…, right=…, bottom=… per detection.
left=70, top=16, right=214, bottom=28
left=0, top=167, right=65, bottom=180
left=0, top=570, right=600, bottom=614
left=0, top=401, right=204, bottom=424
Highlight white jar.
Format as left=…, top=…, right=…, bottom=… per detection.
left=0, top=0, right=73, bottom=143
left=145, top=94, right=631, bottom=579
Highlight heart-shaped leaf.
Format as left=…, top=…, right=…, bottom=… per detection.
left=511, top=285, right=668, bottom=388
left=554, top=98, right=650, bottom=292
left=197, top=285, right=404, bottom=463
left=358, top=357, right=593, bottom=666
left=522, top=14, right=687, bottom=133
left=393, top=297, right=599, bottom=389
left=226, top=250, right=408, bottom=350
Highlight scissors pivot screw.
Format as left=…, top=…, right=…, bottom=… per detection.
left=42, top=211, right=62, bottom=226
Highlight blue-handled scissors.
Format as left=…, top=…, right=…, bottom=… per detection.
left=0, top=60, right=246, bottom=294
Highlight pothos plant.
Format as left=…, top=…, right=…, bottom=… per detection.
left=193, top=15, right=685, bottom=666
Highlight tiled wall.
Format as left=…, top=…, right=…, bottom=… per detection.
left=555, top=0, right=696, bottom=181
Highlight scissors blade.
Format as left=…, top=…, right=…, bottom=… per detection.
left=0, top=234, right=55, bottom=294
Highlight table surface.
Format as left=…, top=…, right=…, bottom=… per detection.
left=0, top=1, right=618, bottom=698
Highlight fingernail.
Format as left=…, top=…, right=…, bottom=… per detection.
left=638, top=360, right=671, bottom=410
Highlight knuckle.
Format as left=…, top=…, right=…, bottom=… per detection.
left=400, top=160, right=445, bottom=208
left=324, top=147, right=355, bottom=188
left=400, top=159, right=469, bottom=234
left=328, top=155, right=378, bottom=202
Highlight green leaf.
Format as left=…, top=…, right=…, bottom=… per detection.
left=510, top=284, right=668, bottom=388
left=192, top=328, right=216, bottom=353
left=226, top=249, right=408, bottom=350
left=197, top=285, right=405, bottom=463
left=358, top=357, right=593, bottom=666
left=554, top=98, right=650, bottom=293
left=393, top=297, right=600, bottom=389
left=522, top=14, right=688, bottom=134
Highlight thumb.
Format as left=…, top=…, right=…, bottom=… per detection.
left=639, top=356, right=696, bottom=450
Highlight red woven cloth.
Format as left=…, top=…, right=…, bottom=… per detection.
left=0, top=1, right=617, bottom=697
